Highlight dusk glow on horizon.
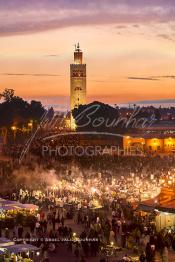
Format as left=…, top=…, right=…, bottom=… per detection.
left=0, top=0, right=175, bottom=109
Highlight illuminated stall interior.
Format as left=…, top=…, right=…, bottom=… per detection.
left=139, top=188, right=175, bottom=231
left=123, top=136, right=175, bottom=154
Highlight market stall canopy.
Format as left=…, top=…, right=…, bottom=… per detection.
left=138, top=187, right=175, bottom=214
left=3, top=244, right=40, bottom=253
left=138, top=203, right=155, bottom=212
left=0, top=249, right=4, bottom=255
left=0, top=199, right=20, bottom=206
left=0, top=198, right=38, bottom=211
left=0, top=238, right=14, bottom=247
left=18, top=204, right=38, bottom=210
left=0, top=206, right=21, bottom=211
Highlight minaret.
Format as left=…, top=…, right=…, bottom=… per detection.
left=70, top=43, right=86, bottom=130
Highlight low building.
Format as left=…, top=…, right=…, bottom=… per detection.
left=123, top=120, right=175, bottom=154
left=138, top=188, right=175, bottom=231
left=123, top=135, right=175, bottom=154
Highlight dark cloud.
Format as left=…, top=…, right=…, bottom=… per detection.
left=1, top=73, right=61, bottom=77
left=0, top=0, right=175, bottom=36
left=132, top=24, right=140, bottom=28
left=161, top=75, right=175, bottom=79
left=44, top=54, right=60, bottom=58
left=128, top=77, right=159, bottom=81
left=115, top=25, right=127, bottom=29
left=0, top=1, right=174, bottom=10
left=157, top=34, right=174, bottom=41
left=128, top=75, right=175, bottom=81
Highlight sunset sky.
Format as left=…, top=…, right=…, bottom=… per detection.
left=0, top=0, right=175, bottom=110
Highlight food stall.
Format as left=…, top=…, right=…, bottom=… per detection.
left=0, top=243, right=40, bottom=262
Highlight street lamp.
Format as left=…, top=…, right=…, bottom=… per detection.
left=11, top=126, right=17, bottom=142
left=28, top=120, right=33, bottom=131
left=11, top=126, right=16, bottom=131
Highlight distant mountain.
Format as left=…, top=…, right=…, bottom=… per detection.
left=135, top=99, right=175, bottom=104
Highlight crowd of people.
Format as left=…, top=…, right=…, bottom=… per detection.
left=1, top=144, right=175, bottom=261
left=0, top=189, right=174, bottom=262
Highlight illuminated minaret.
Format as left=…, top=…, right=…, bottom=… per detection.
left=70, top=43, right=86, bottom=130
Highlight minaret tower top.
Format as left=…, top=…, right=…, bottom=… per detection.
left=74, top=43, right=83, bottom=64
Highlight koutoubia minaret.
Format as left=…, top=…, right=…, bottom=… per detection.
left=70, top=43, right=86, bottom=130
